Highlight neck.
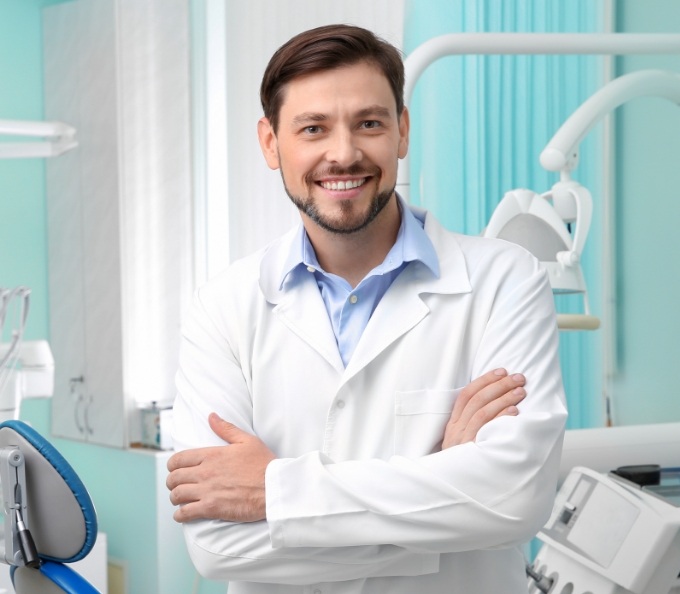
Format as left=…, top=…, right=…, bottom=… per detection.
left=304, top=197, right=401, bottom=288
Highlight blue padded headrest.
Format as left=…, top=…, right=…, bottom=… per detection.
left=11, top=561, right=100, bottom=593
left=0, top=420, right=98, bottom=563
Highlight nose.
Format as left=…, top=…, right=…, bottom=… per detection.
left=325, top=128, right=362, bottom=167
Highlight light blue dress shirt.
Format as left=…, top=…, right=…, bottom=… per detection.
left=279, top=197, right=440, bottom=366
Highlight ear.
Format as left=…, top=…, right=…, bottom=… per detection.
left=397, top=106, right=410, bottom=159
left=257, top=117, right=280, bottom=170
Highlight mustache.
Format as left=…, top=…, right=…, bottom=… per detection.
left=305, top=164, right=381, bottom=184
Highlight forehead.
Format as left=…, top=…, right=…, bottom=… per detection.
left=278, top=61, right=397, bottom=120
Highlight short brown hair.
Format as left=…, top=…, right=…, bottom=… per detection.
left=260, top=24, right=405, bottom=133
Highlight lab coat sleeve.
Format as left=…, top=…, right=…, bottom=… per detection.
left=265, top=259, right=568, bottom=553
left=172, top=283, right=441, bottom=584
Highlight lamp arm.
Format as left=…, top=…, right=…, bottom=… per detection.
left=399, top=34, right=680, bottom=200
left=540, top=69, right=680, bottom=172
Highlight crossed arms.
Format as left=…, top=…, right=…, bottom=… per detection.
left=167, top=369, right=528, bottom=524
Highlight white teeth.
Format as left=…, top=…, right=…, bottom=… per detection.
left=321, top=178, right=366, bottom=191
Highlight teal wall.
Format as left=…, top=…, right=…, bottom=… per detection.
left=0, top=0, right=49, bottom=341
left=611, top=0, right=680, bottom=425
left=0, top=2, right=222, bottom=593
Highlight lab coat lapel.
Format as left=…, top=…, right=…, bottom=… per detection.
left=258, top=228, right=344, bottom=373
left=342, top=265, right=431, bottom=381
left=343, top=215, right=473, bottom=383
left=273, top=277, right=345, bottom=372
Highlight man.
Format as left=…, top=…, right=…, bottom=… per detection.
left=167, top=24, right=567, bottom=594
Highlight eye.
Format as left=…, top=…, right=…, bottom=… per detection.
left=360, top=120, right=382, bottom=130
left=303, top=125, right=323, bottom=135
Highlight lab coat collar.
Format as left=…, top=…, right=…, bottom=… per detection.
left=277, top=194, right=440, bottom=289
left=257, top=208, right=472, bottom=375
left=260, top=206, right=471, bottom=302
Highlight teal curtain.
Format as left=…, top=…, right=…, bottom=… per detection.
left=403, top=0, right=606, bottom=429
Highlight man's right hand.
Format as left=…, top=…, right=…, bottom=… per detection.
left=442, top=369, right=526, bottom=449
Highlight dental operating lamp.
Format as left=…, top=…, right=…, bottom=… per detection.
left=398, top=33, right=680, bottom=331
left=485, top=69, right=680, bottom=331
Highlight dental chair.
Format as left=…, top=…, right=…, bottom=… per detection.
left=0, top=420, right=100, bottom=593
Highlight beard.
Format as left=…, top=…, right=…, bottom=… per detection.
left=281, top=164, right=394, bottom=235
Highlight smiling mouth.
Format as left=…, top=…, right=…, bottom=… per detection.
left=318, top=178, right=368, bottom=191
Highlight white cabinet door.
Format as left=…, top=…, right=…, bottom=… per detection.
left=45, top=0, right=127, bottom=447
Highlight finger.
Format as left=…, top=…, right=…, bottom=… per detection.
left=173, top=500, right=212, bottom=523
left=455, top=372, right=526, bottom=427
left=167, top=447, right=213, bottom=473
left=166, top=465, right=202, bottom=491
left=495, top=405, right=519, bottom=418
left=208, top=413, right=250, bottom=444
left=466, top=387, right=526, bottom=431
left=168, top=482, right=201, bottom=507
left=449, top=368, right=509, bottom=423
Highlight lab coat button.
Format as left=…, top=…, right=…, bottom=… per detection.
left=337, top=400, right=345, bottom=408
left=349, top=294, right=358, bottom=304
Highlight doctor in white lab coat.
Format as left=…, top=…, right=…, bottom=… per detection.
left=167, top=24, right=567, bottom=594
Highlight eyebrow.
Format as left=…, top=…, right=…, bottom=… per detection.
left=291, top=105, right=394, bottom=127
left=291, top=112, right=328, bottom=126
left=356, top=105, right=392, bottom=119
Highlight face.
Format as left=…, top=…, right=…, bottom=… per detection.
left=258, top=61, right=409, bottom=235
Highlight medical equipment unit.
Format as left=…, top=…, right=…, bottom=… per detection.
left=0, top=287, right=55, bottom=423
left=527, top=465, right=680, bottom=594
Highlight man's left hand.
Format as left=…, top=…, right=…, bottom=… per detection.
left=166, top=413, right=276, bottom=523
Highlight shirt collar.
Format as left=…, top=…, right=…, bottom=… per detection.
left=278, top=194, right=440, bottom=289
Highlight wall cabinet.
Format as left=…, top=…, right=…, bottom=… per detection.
left=44, top=0, right=193, bottom=447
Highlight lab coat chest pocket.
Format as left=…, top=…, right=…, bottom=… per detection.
left=394, top=388, right=461, bottom=457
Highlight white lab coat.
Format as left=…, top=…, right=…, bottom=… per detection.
left=172, top=206, right=567, bottom=594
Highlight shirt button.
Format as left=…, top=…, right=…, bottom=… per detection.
left=337, top=400, right=345, bottom=409
left=307, top=265, right=315, bottom=273
left=349, top=294, right=358, bottom=304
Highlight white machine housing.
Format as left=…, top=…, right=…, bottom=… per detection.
left=0, top=340, right=55, bottom=422
left=531, top=466, right=680, bottom=594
